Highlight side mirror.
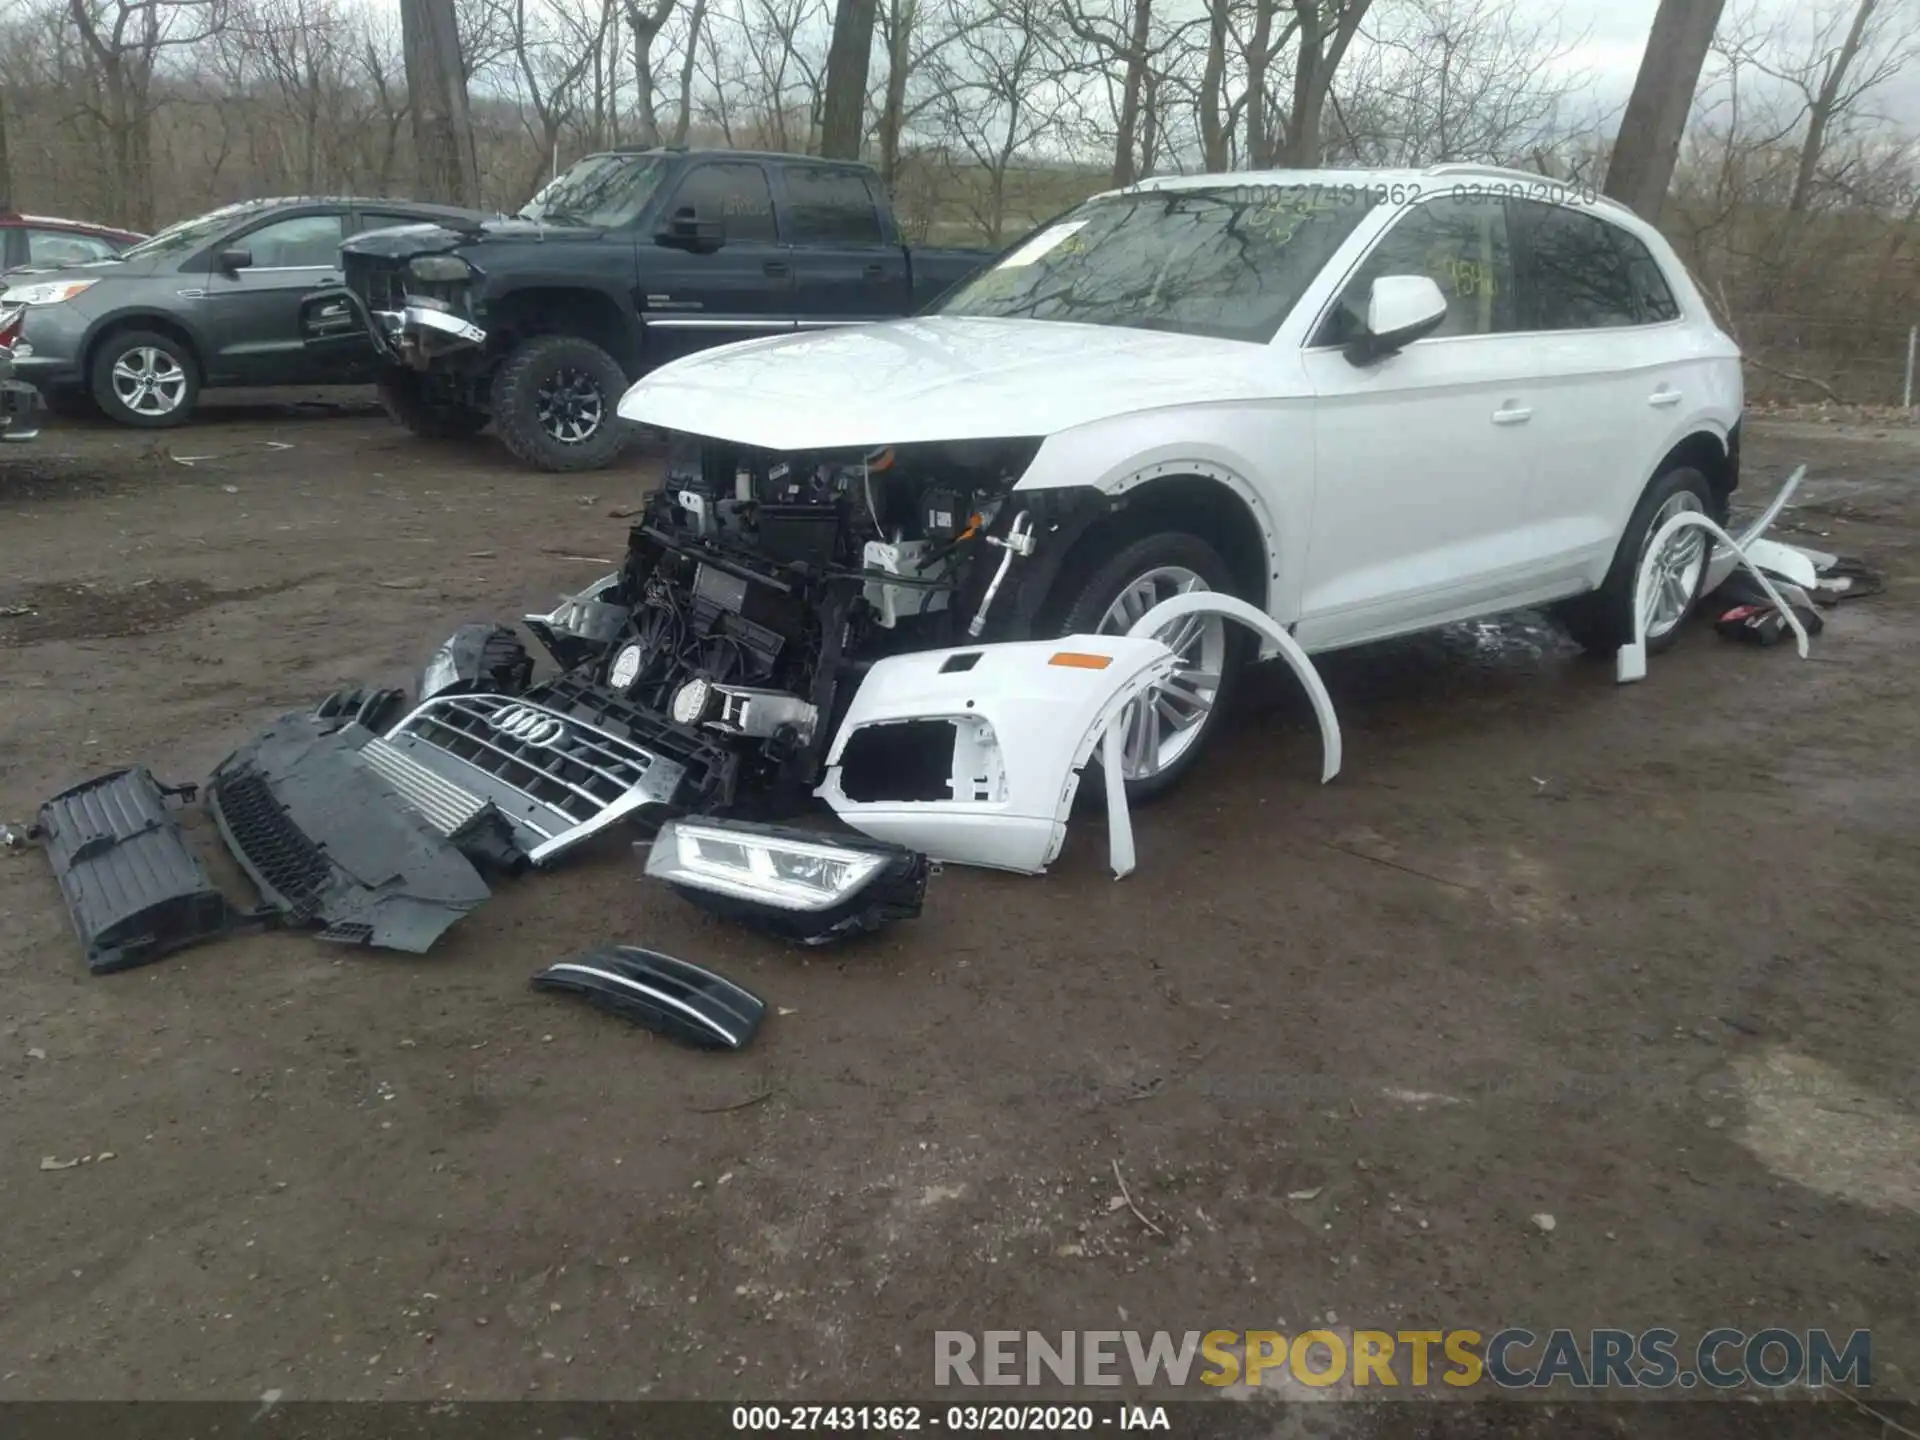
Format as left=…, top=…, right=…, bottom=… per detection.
left=1343, top=274, right=1449, bottom=365
left=217, top=245, right=253, bottom=273
left=655, top=205, right=725, bottom=253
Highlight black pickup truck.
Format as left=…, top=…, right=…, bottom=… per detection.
left=306, top=148, right=995, bottom=472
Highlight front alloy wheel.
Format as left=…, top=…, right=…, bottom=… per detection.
left=89, top=328, right=200, bottom=428
left=1097, top=566, right=1228, bottom=781
left=112, top=348, right=189, bottom=418
left=491, top=333, right=633, bottom=473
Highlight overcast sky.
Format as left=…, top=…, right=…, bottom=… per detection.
left=1545, top=0, right=1920, bottom=125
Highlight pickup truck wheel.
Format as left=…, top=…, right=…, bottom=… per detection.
left=89, top=330, right=199, bottom=428
left=1054, top=532, right=1245, bottom=805
left=377, top=370, right=488, bottom=439
left=490, top=335, right=631, bottom=472
left=1554, top=464, right=1716, bottom=657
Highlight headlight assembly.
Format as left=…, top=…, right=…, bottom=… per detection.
left=408, top=254, right=473, bottom=283
left=0, top=279, right=98, bottom=307
left=643, top=818, right=929, bottom=945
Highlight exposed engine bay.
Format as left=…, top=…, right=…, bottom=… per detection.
left=501, top=435, right=1048, bottom=815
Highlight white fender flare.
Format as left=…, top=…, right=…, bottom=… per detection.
left=1618, top=510, right=1809, bottom=684
left=1127, top=591, right=1341, bottom=783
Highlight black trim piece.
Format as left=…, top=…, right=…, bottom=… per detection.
left=532, top=946, right=766, bottom=1048
left=34, top=767, right=241, bottom=974
left=206, top=710, right=491, bottom=953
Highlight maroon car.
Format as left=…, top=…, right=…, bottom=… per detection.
left=0, top=212, right=145, bottom=271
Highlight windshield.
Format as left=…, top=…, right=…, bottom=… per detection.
left=120, top=203, right=269, bottom=261
left=520, top=154, right=668, bottom=227
left=938, top=186, right=1375, bottom=343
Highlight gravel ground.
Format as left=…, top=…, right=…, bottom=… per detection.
left=1, top=398, right=1916, bottom=1435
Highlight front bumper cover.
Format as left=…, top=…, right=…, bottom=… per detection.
left=299, top=285, right=486, bottom=366
left=1, top=375, right=42, bottom=441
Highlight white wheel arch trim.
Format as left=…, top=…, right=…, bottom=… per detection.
left=1127, top=591, right=1341, bottom=783
left=817, top=596, right=1342, bottom=881
left=1617, top=510, right=1809, bottom=683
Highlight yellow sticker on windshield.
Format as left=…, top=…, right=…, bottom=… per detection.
left=996, top=220, right=1090, bottom=269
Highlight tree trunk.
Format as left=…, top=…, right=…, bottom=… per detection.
left=878, top=0, right=915, bottom=186
left=1110, top=0, right=1152, bottom=185
left=0, top=90, right=13, bottom=211
left=1603, top=0, right=1727, bottom=221
left=1199, top=0, right=1229, bottom=171
left=1244, top=0, right=1275, bottom=168
left=1789, top=0, right=1877, bottom=214
left=671, top=0, right=707, bottom=144
left=1282, top=0, right=1370, bottom=168
left=820, top=0, right=878, bottom=159
left=403, top=0, right=480, bottom=207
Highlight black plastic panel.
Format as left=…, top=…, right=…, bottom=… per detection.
left=35, top=767, right=234, bottom=974
left=207, top=710, right=492, bottom=953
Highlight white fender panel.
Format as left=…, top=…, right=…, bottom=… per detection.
left=817, top=636, right=1180, bottom=873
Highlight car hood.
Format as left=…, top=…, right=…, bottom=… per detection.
left=343, top=216, right=606, bottom=260
left=617, top=316, right=1278, bottom=450
left=3, top=253, right=165, bottom=283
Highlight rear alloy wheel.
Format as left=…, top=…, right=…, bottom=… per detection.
left=90, top=330, right=198, bottom=428
left=490, top=334, right=632, bottom=472
left=1054, top=532, right=1244, bottom=803
left=1555, top=464, right=1717, bottom=656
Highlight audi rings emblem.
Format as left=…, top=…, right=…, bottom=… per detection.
left=494, top=705, right=566, bottom=748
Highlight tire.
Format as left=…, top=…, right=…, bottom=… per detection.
left=489, top=335, right=632, bottom=472
left=1555, top=465, right=1717, bottom=657
left=377, top=369, right=488, bottom=439
left=1052, top=531, right=1245, bottom=804
left=89, top=329, right=199, bottom=428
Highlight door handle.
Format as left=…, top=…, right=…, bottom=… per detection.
left=862, top=263, right=886, bottom=279
left=1649, top=387, right=1682, bottom=408
left=763, top=260, right=790, bottom=278
left=1491, top=405, right=1532, bottom=426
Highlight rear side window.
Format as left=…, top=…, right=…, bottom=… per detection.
left=27, top=229, right=121, bottom=265
left=1612, top=229, right=1680, bottom=322
left=670, top=162, right=778, bottom=244
left=1514, top=201, right=1643, bottom=329
left=241, top=213, right=346, bottom=267
left=1319, top=195, right=1516, bottom=344
left=785, top=167, right=885, bottom=247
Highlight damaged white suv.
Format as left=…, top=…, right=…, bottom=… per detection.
left=610, top=165, right=1742, bottom=803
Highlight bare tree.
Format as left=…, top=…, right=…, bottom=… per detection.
left=820, top=0, right=876, bottom=157
left=623, top=0, right=677, bottom=145
left=66, top=0, right=228, bottom=227
left=403, top=0, right=480, bottom=204
left=1280, top=0, right=1374, bottom=165
left=0, top=86, right=13, bottom=208
left=1605, top=0, right=1727, bottom=219
left=929, top=0, right=1056, bottom=241
left=670, top=0, right=707, bottom=142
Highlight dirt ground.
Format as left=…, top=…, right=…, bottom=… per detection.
left=2, top=395, right=1917, bottom=1432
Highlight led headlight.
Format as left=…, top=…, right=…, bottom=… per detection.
left=0, top=279, right=97, bottom=307
left=670, top=675, right=713, bottom=725
left=408, top=254, right=473, bottom=283
left=644, top=818, right=929, bottom=945
left=609, top=642, right=646, bottom=691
